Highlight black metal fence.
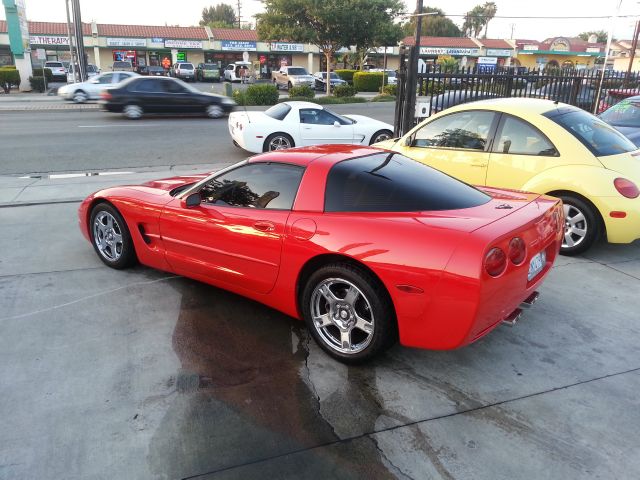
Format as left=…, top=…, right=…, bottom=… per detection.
left=397, top=64, right=640, bottom=131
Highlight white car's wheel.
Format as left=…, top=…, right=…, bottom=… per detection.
left=72, top=90, right=87, bottom=103
left=264, top=133, right=294, bottom=152
left=370, top=129, right=394, bottom=145
left=123, top=104, right=143, bottom=120
left=206, top=104, right=224, bottom=118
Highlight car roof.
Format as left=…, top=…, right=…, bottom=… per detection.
left=249, top=145, right=385, bottom=167
left=443, top=97, right=582, bottom=116
left=283, top=101, right=326, bottom=110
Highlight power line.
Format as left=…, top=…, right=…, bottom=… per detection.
left=403, top=13, right=640, bottom=19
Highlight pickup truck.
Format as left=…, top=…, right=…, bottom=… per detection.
left=272, top=66, right=315, bottom=90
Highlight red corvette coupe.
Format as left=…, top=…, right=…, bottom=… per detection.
left=79, top=145, right=563, bottom=362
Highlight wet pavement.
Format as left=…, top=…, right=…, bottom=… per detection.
left=1, top=202, right=639, bottom=480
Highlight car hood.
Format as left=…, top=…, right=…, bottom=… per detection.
left=344, top=115, right=393, bottom=129
left=138, top=174, right=209, bottom=192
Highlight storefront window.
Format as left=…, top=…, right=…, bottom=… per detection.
left=266, top=54, right=292, bottom=74
left=0, top=48, right=13, bottom=66
left=112, top=50, right=137, bottom=65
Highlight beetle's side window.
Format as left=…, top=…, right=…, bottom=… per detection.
left=200, top=163, right=304, bottom=209
left=493, top=115, right=558, bottom=156
left=412, top=111, right=495, bottom=151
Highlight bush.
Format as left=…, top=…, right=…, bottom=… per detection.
left=245, top=83, right=279, bottom=105
left=371, top=94, right=396, bottom=102
left=419, top=81, right=445, bottom=96
left=288, top=85, right=314, bottom=99
left=31, top=67, right=53, bottom=82
left=334, top=69, right=357, bottom=83
left=232, top=89, right=247, bottom=106
left=29, top=76, right=46, bottom=92
left=381, top=84, right=397, bottom=96
left=333, top=83, right=357, bottom=97
left=0, top=68, right=20, bottom=93
left=353, top=72, right=385, bottom=92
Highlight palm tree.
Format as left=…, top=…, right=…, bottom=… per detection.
left=482, top=2, right=497, bottom=38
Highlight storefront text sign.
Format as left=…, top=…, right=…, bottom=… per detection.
left=477, top=56, right=498, bottom=65
left=165, top=39, right=203, bottom=49
left=30, top=35, right=69, bottom=46
left=151, top=37, right=164, bottom=44
left=419, top=47, right=480, bottom=56
left=221, top=40, right=257, bottom=51
left=270, top=42, right=303, bottom=52
left=106, top=38, right=146, bottom=47
left=485, top=49, right=512, bottom=57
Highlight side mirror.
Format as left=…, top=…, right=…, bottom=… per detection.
left=334, top=121, right=341, bottom=127
left=405, top=136, right=413, bottom=146
left=183, top=192, right=202, bottom=208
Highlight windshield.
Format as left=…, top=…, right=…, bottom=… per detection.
left=179, top=64, right=194, bottom=70
left=86, top=65, right=97, bottom=73
left=265, top=103, right=291, bottom=120
left=114, top=62, right=131, bottom=67
left=287, top=68, right=308, bottom=75
left=319, top=72, right=340, bottom=79
left=46, top=62, right=63, bottom=67
left=203, top=64, right=218, bottom=70
left=600, top=98, right=640, bottom=128
left=545, top=108, right=637, bottom=156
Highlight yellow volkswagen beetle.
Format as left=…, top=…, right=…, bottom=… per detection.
left=376, top=98, right=640, bottom=255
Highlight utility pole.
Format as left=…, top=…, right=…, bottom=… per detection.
left=237, top=0, right=242, bottom=29
left=510, top=23, right=515, bottom=40
left=401, top=0, right=423, bottom=136
left=64, top=0, right=77, bottom=82
left=70, top=0, right=88, bottom=81
left=626, top=20, right=640, bottom=78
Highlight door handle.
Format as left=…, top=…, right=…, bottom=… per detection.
left=471, top=162, right=487, bottom=167
left=303, top=126, right=312, bottom=129
left=253, top=221, right=275, bottom=232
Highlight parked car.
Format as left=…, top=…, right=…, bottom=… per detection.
left=422, top=90, right=499, bottom=116
left=171, top=62, right=196, bottom=82
left=531, top=82, right=606, bottom=112
left=44, top=61, right=67, bottom=81
left=223, top=61, right=253, bottom=82
left=375, top=98, right=640, bottom=255
left=99, top=76, right=235, bottom=119
left=112, top=61, right=134, bottom=72
left=196, top=63, right=221, bottom=82
left=135, top=65, right=149, bottom=75
left=599, top=96, right=640, bottom=146
left=146, top=66, right=167, bottom=77
left=313, top=71, right=347, bottom=91
left=228, top=101, right=394, bottom=153
left=66, top=63, right=100, bottom=83
left=58, top=71, right=138, bottom=103
left=78, top=145, right=562, bottom=362
left=272, top=66, right=314, bottom=90
left=369, top=69, right=397, bottom=85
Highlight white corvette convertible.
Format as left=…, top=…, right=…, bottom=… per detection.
left=228, top=101, right=394, bottom=153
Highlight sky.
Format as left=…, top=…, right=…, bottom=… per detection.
left=2, top=0, right=639, bottom=42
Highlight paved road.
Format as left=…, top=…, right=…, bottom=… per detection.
left=0, top=103, right=395, bottom=175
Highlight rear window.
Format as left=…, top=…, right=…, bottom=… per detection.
left=203, top=64, right=218, bottom=70
left=45, top=62, right=63, bottom=67
left=265, top=103, right=291, bottom=121
left=599, top=98, right=640, bottom=128
left=179, top=64, right=194, bottom=70
left=545, top=108, right=637, bottom=156
left=113, top=61, right=131, bottom=67
left=325, top=152, right=490, bottom=212
left=287, top=68, right=308, bottom=75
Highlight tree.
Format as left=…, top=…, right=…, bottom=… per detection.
left=578, top=30, right=609, bottom=43
left=482, top=2, right=497, bottom=38
left=462, top=2, right=497, bottom=38
left=257, top=0, right=402, bottom=94
left=200, top=4, right=237, bottom=28
left=401, top=7, right=461, bottom=38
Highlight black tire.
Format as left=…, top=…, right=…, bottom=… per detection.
left=558, top=194, right=600, bottom=256
left=369, top=129, right=394, bottom=145
left=72, top=89, right=88, bottom=103
left=288, top=82, right=293, bottom=90
left=263, top=132, right=295, bottom=152
left=301, top=263, right=397, bottom=364
left=123, top=104, right=143, bottom=120
left=89, top=203, right=136, bottom=269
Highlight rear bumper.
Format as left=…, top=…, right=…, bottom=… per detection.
left=594, top=196, right=640, bottom=244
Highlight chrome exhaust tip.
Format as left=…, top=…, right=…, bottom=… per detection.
left=521, top=291, right=540, bottom=308
left=501, top=308, right=523, bottom=327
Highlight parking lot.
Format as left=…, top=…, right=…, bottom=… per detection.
left=0, top=105, right=639, bottom=480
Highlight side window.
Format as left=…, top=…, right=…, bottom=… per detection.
left=98, top=73, right=114, bottom=84
left=412, top=111, right=495, bottom=151
left=132, top=79, right=162, bottom=93
left=299, top=108, right=338, bottom=125
left=164, top=80, right=187, bottom=93
left=493, top=115, right=558, bottom=156
left=199, top=163, right=305, bottom=210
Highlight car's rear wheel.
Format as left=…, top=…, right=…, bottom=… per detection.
left=123, top=104, right=143, bottom=120
left=370, top=129, right=394, bottom=145
left=206, top=104, right=224, bottom=118
left=89, top=203, right=136, bottom=269
left=73, top=90, right=87, bottom=103
left=558, top=194, right=599, bottom=255
left=301, top=263, right=396, bottom=363
left=264, top=133, right=294, bottom=152
left=288, top=82, right=293, bottom=90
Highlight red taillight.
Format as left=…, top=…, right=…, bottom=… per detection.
left=614, top=178, right=639, bottom=199
left=100, top=91, right=112, bottom=101
left=508, top=237, right=526, bottom=265
left=484, top=247, right=507, bottom=277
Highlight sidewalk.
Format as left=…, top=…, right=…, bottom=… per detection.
left=0, top=163, right=231, bottom=206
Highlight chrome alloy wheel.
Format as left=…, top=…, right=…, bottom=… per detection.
left=563, top=203, right=588, bottom=249
left=310, top=278, right=375, bottom=355
left=268, top=135, right=292, bottom=151
left=93, top=211, right=124, bottom=262
left=372, top=131, right=392, bottom=143
left=123, top=104, right=143, bottom=119
left=206, top=104, right=224, bottom=118
left=73, top=90, right=87, bottom=103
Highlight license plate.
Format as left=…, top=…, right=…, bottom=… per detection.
left=528, top=250, right=546, bottom=281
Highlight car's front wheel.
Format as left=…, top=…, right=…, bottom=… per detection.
left=558, top=194, right=600, bottom=255
left=123, top=104, right=143, bottom=120
left=301, top=263, right=397, bottom=363
left=206, top=104, right=224, bottom=118
left=264, top=132, right=294, bottom=152
left=73, top=90, right=87, bottom=103
left=89, top=203, right=136, bottom=269
left=370, top=129, right=394, bottom=145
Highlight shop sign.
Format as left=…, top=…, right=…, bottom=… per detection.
left=270, top=42, right=303, bottom=52
left=259, top=55, right=266, bottom=64
left=419, top=47, right=480, bottom=56
left=151, top=37, right=164, bottom=44
left=30, top=35, right=69, bottom=46
left=165, top=39, right=203, bottom=49
left=523, top=44, right=539, bottom=51
left=586, top=47, right=601, bottom=53
left=486, top=48, right=512, bottom=57
left=477, top=56, right=498, bottom=65
left=373, top=47, right=394, bottom=54
left=221, top=40, right=257, bottom=51
left=107, top=38, right=146, bottom=47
